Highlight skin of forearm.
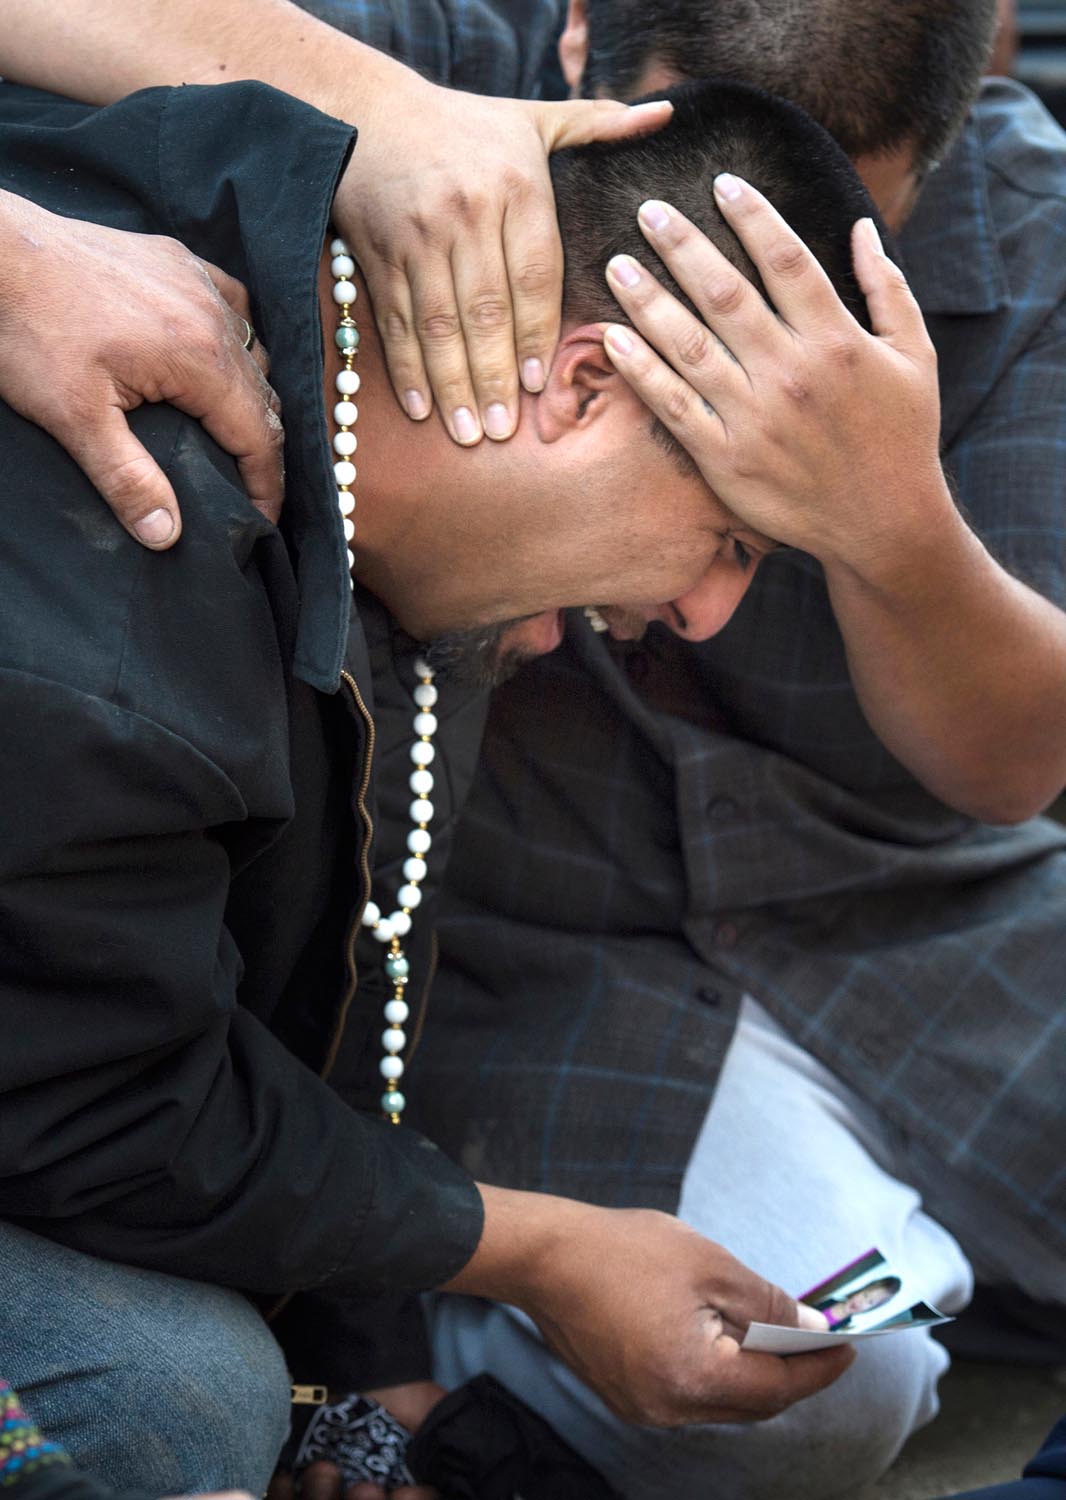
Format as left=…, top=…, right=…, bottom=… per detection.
left=0, top=0, right=412, bottom=125
left=440, top=1183, right=585, bottom=1305
left=0, top=189, right=45, bottom=293
left=823, top=483, right=1066, bottom=824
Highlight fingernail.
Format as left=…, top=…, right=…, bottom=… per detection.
left=452, top=406, right=480, bottom=443
left=631, top=99, right=672, bottom=116
left=521, top=357, right=545, bottom=392
left=134, top=508, right=176, bottom=545
left=404, top=388, right=428, bottom=420
left=604, top=325, right=634, bottom=357
left=860, top=217, right=885, bottom=257
left=608, top=255, right=642, bottom=289
left=484, top=402, right=512, bottom=439
left=797, top=1304, right=830, bottom=1331
left=714, top=172, right=745, bottom=204
left=639, top=200, right=671, bottom=234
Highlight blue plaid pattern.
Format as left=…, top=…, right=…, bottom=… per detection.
left=294, top=0, right=561, bottom=97
left=410, top=80, right=1066, bottom=1262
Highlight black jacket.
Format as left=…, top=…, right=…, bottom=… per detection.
left=0, top=80, right=483, bottom=1385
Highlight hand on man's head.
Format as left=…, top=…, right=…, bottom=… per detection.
left=600, top=176, right=945, bottom=576
left=330, top=73, right=672, bottom=447
left=0, top=192, right=285, bottom=549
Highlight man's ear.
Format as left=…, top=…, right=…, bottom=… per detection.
left=535, top=326, right=622, bottom=444
left=559, top=0, right=590, bottom=95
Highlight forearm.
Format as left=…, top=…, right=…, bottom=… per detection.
left=824, top=482, right=1066, bottom=823
left=441, top=1184, right=583, bottom=1306
left=0, top=188, right=49, bottom=286
left=0, top=0, right=413, bottom=125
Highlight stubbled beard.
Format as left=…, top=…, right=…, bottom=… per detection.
left=423, top=620, right=539, bottom=690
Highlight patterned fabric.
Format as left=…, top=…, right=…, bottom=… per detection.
left=410, top=79, right=1066, bottom=1262
left=293, top=1392, right=414, bottom=1490
left=0, top=1382, right=70, bottom=1488
left=293, top=0, right=562, bottom=98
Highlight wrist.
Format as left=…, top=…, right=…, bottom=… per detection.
left=439, top=1183, right=588, bottom=1310
left=817, top=468, right=966, bottom=594
left=0, top=191, right=54, bottom=313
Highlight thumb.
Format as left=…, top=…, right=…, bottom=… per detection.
left=530, top=96, right=673, bottom=153
left=852, top=217, right=927, bottom=353
left=720, top=1270, right=821, bottom=1342
left=58, top=407, right=182, bottom=549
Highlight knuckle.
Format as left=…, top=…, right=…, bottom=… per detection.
left=380, top=307, right=414, bottom=345
left=262, top=406, right=285, bottom=446
left=464, top=293, right=511, bottom=332
left=662, top=383, right=694, bottom=426
left=499, top=165, right=533, bottom=203
left=100, top=454, right=159, bottom=511
left=781, top=370, right=813, bottom=407
left=702, top=273, right=745, bottom=316
left=766, top=238, right=808, bottom=280
left=675, top=326, right=710, bottom=370
left=512, top=259, right=555, bottom=300
left=822, top=332, right=861, bottom=370
left=447, top=187, right=486, bottom=224
left=416, top=308, right=463, bottom=345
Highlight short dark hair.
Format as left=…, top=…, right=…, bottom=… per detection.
left=551, top=78, right=878, bottom=467
left=583, top=0, right=998, bottom=167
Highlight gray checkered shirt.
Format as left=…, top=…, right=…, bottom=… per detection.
left=409, top=80, right=1066, bottom=1265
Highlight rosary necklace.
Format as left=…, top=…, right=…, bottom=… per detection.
left=329, top=235, right=437, bottom=1127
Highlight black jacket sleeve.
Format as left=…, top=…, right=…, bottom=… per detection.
left=0, top=516, right=479, bottom=1298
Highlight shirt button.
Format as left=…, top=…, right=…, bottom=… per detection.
left=625, top=651, right=650, bottom=685
left=707, top=796, right=738, bottom=821
left=695, top=985, right=721, bottom=1006
left=714, top=921, right=738, bottom=949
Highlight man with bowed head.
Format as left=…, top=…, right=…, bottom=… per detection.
left=0, top=68, right=910, bottom=1499
left=409, top=0, right=1066, bottom=1496
left=0, top=0, right=670, bottom=544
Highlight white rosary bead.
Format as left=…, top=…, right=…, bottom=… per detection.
left=329, top=254, right=440, bottom=1125
left=346, top=547, right=355, bottom=571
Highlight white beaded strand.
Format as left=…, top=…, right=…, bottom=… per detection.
left=330, top=236, right=437, bottom=1126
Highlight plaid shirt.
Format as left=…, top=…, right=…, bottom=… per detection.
left=295, top=0, right=561, bottom=97
left=409, top=79, right=1066, bottom=1263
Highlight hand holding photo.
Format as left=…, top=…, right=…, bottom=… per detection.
left=742, top=1248, right=953, bottom=1355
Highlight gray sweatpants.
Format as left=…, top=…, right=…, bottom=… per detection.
left=430, top=997, right=983, bottom=1500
